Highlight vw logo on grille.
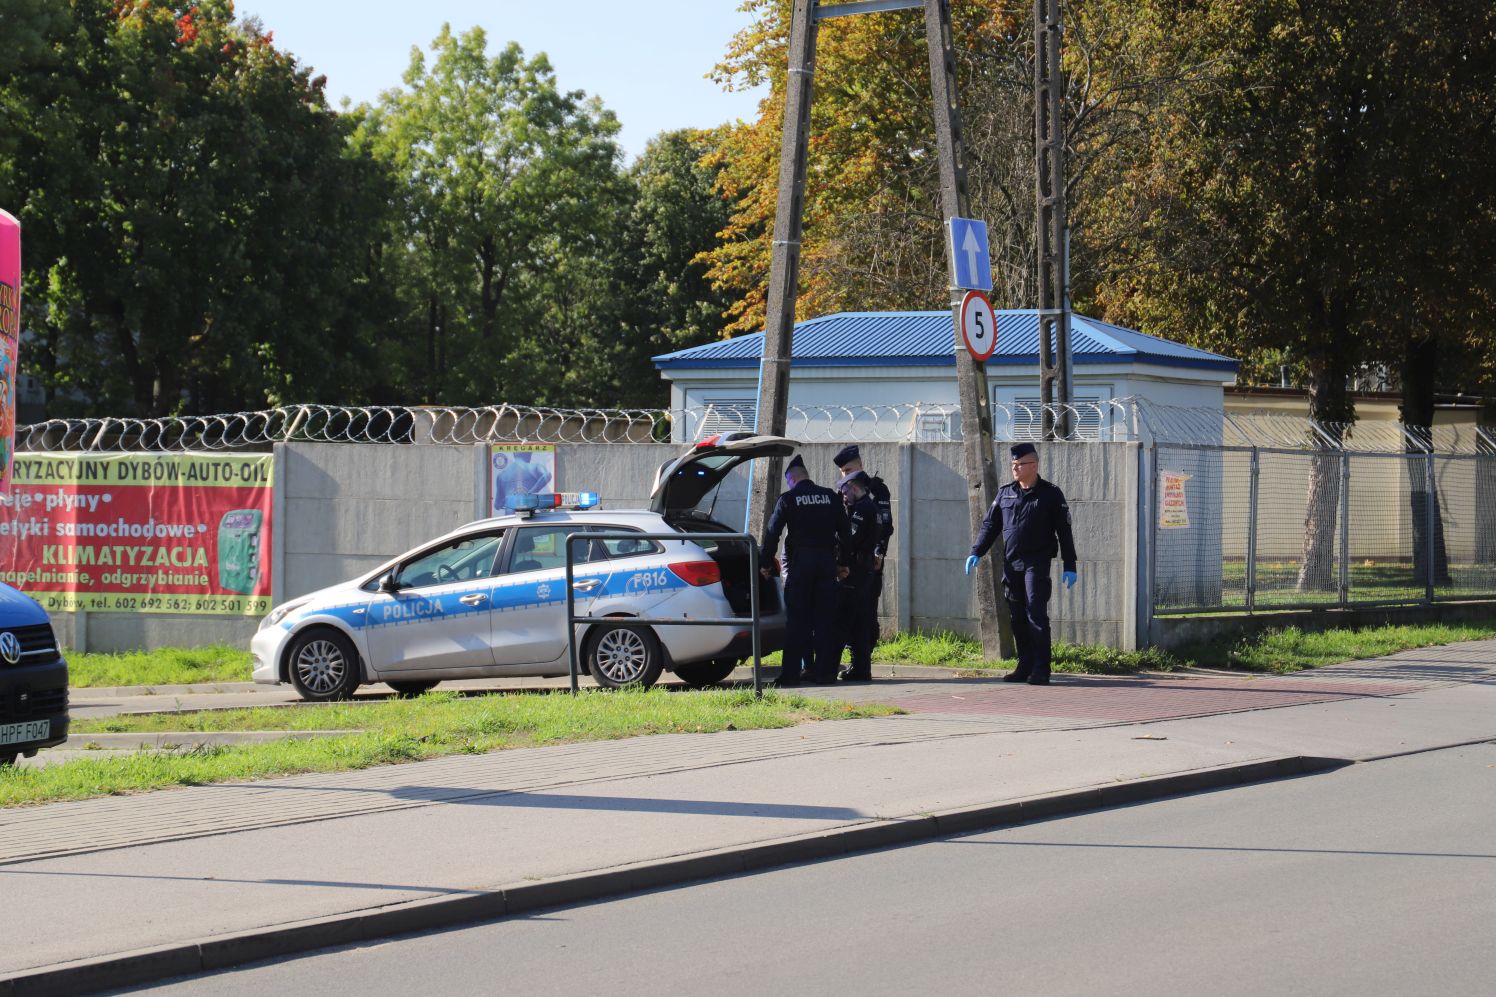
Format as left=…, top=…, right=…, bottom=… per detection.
left=0, top=632, right=20, bottom=666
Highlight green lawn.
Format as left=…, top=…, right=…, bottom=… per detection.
left=68, top=644, right=251, bottom=688
left=5, top=688, right=901, bottom=807
left=1160, top=558, right=1496, bottom=612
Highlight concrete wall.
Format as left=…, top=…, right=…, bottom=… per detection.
left=55, top=438, right=1146, bottom=653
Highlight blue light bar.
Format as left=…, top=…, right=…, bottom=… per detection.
left=504, top=492, right=600, bottom=515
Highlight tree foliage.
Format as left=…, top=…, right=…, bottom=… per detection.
left=0, top=0, right=394, bottom=416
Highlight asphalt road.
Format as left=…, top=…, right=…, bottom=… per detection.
left=122, top=742, right=1496, bottom=997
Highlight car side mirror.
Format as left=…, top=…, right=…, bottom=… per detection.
left=379, top=572, right=401, bottom=593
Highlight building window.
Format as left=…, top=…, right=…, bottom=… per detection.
left=697, top=398, right=757, bottom=438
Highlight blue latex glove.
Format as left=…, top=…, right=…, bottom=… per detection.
left=964, top=555, right=979, bottom=576
left=1063, top=570, right=1077, bottom=589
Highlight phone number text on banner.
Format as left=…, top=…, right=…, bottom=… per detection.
left=0, top=454, right=274, bottom=616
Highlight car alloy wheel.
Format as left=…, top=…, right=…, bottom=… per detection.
left=588, top=623, right=663, bottom=689
left=287, top=629, right=361, bottom=701
left=296, top=638, right=348, bottom=695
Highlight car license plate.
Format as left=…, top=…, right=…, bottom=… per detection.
left=0, top=719, right=49, bottom=746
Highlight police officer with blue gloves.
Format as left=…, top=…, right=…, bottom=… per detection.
left=834, top=469, right=881, bottom=682
left=965, top=442, right=1077, bottom=684
left=761, top=455, right=852, bottom=686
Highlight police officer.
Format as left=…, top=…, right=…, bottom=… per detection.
left=761, top=454, right=851, bottom=686
left=834, top=469, right=881, bottom=682
left=832, top=445, right=893, bottom=574
left=965, top=442, right=1078, bottom=685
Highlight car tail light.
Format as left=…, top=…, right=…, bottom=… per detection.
left=668, top=560, right=721, bottom=586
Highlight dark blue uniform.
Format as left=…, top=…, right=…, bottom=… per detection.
left=837, top=492, right=881, bottom=679
left=762, top=480, right=851, bottom=684
left=970, top=478, right=1077, bottom=681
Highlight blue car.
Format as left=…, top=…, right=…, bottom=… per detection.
left=0, top=582, right=69, bottom=766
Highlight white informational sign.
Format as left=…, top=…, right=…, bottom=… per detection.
left=959, top=290, right=997, bottom=362
left=490, top=444, right=557, bottom=516
left=946, top=216, right=993, bottom=292
left=1159, top=471, right=1191, bottom=529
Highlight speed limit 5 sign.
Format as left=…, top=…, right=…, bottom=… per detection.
left=959, top=290, right=997, bottom=362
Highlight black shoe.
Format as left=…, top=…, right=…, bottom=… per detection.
left=1002, top=671, right=1031, bottom=683
left=1026, top=674, right=1051, bottom=685
left=776, top=672, right=802, bottom=688
left=802, top=672, right=837, bottom=686
left=838, top=669, right=872, bottom=683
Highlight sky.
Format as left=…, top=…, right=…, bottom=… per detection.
left=236, top=0, right=769, bottom=161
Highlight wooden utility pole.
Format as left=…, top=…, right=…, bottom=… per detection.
left=746, top=0, right=1013, bottom=658
left=748, top=0, right=819, bottom=544
left=1034, top=0, right=1072, bottom=440
left=923, top=0, right=1012, bottom=657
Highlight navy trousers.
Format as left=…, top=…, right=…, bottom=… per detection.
left=836, top=571, right=879, bottom=676
left=783, top=550, right=841, bottom=682
left=1002, top=560, right=1053, bottom=679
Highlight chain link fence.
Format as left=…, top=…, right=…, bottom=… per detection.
left=1153, top=444, right=1496, bottom=613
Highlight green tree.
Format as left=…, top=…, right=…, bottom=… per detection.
left=360, top=26, right=626, bottom=405
left=0, top=1, right=396, bottom=416
left=1087, top=0, right=1496, bottom=589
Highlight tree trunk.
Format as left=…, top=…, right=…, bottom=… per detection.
left=1399, top=334, right=1451, bottom=586
left=1477, top=401, right=1496, bottom=565
left=1297, top=342, right=1353, bottom=593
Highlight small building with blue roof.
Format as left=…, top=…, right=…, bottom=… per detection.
left=652, top=310, right=1238, bottom=439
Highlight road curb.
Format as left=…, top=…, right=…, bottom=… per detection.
left=0, top=754, right=1347, bottom=997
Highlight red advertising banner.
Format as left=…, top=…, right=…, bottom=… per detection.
left=0, top=209, right=19, bottom=494
left=0, top=453, right=273, bottom=615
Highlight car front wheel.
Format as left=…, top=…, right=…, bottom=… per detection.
left=587, top=622, right=664, bottom=689
left=287, top=628, right=362, bottom=702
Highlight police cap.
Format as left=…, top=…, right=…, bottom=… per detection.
left=832, top=444, right=861, bottom=469
left=837, top=469, right=870, bottom=492
left=786, top=454, right=806, bottom=473
left=1010, top=442, right=1038, bottom=460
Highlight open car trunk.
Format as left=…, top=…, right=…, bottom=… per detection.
left=651, top=432, right=798, bottom=620
left=669, top=515, right=782, bottom=618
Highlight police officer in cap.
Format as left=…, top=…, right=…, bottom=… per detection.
left=832, top=444, right=892, bottom=591
left=761, top=454, right=851, bottom=686
left=965, top=442, right=1077, bottom=684
left=834, top=468, right=881, bottom=681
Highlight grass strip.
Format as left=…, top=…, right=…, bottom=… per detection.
left=4, top=688, right=900, bottom=808
left=1202, top=621, right=1496, bottom=673
left=67, top=644, right=251, bottom=688
left=881, top=619, right=1496, bottom=675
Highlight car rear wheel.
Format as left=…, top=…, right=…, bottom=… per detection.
left=673, top=659, right=739, bottom=689
left=387, top=680, right=439, bottom=698
left=287, top=629, right=362, bottom=702
left=587, top=622, right=664, bottom=689
left=0, top=753, right=15, bottom=768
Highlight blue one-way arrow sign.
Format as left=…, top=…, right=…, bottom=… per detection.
left=945, top=217, right=992, bottom=292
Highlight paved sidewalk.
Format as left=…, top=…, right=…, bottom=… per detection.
left=2, top=641, right=1493, bottom=993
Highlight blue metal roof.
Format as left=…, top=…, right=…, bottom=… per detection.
left=652, top=310, right=1239, bottom=373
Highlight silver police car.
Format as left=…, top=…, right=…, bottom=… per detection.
left=252, top=434, right=792, bottom=700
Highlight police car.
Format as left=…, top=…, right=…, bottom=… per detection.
left=252, top=434, right=793, bottom=700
